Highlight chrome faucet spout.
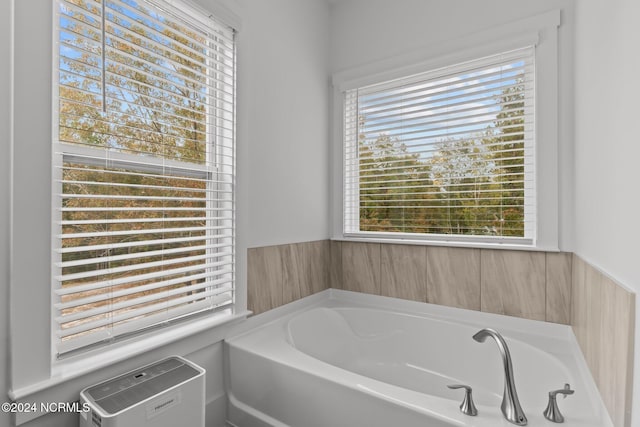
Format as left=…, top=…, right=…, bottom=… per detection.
left=473, top=328, right=527, bottom=426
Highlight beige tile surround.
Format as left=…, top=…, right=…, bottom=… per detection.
left=481, top=250, right=547, bottom=321
left=247, top=240, right=329, bottom=314
left=571, top=255, right=635, bottom=427
left=338, top=242, right=572, bottom=323
left=247, top=240, right=635, bottom=426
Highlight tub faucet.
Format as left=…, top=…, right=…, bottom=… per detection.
left=473, top=328, right=527, bottom=426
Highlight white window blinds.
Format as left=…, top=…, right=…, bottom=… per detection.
left=54, top=0, right=235, bottom=355
left=344, top=47, right=535, bottom=243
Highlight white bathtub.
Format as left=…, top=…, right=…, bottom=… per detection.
left=225, top=290, right=611, bottom=427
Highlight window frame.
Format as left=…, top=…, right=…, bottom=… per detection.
left=7, top=0, right=244, bottom=408
left=331, top=10, right=560, bottom=251
left=51, top=0, right=235, bottom=358
left=51, top=0, right=238, bottom=357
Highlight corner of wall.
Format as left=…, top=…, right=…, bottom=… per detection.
left=247, top=240, right=330, bottom=315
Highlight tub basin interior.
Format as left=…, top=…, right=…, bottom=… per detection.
left=287, top=307, right=572, bottom=408
left=226, top=290, right=612, bottom=427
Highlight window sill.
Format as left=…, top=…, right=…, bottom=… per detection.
left=9, top=308, right=249, bottom=425
left=333, top=235, right=559, bottom=252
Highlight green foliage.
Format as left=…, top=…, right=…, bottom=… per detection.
left=59, top=0, right=211, bottom=163
left=359, top=130, right=434, bottom=233
left=358, top=79, right=527, bottom=238
left=57, top=1, right=221, bottom=334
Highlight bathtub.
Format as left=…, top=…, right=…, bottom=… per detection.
left=225, top=289, right=611, bottom=427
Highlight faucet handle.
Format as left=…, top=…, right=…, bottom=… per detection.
left=544, top=384, right=574, bottom=423
left=550, top=383, right=575, bottom=398
left=447, top=384, right=478, bottom=416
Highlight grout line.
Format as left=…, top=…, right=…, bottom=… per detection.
left=544, top=252, right=548, bottom=322
left=479, top=249, right=483, bottom=313
left=377, top=242, right=381, bottom=296
left=424, top=246, right=429, bottom=304
left=569, top=253, right=574, bottom=326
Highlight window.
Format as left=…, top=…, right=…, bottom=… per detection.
left=54, top=0, right=235, bottom=355
left=343, top=47, right=536, bottom=245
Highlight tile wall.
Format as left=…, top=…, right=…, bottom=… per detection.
left=571, top=255, right=635, bottom=427
left=246, top=240, right=635, bottom=426
left=334, top=242, right=571, bottom=324
left=247, top=240, right=329, bottom=314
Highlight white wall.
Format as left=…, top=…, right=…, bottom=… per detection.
left=329, top=0, right=575, bottom=251
left=5, top=0, right=330, bottom=426
left=331, top=0, right=566, bottom=71
left=1, top=1, right=12, bottom=427
left=573, top=0, right=640, bottom=424
left=240, top=0, right=330, bottom=248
